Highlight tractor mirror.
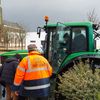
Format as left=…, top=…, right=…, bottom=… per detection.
left=37, top=27, right=41, bottom=38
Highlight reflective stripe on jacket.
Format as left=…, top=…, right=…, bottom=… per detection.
left=14, top=51, right=53, bottom=96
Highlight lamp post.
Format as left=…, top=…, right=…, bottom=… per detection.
left=0, top=0, right=2, bottom=25
left=0, top=0, right=2, bottom=94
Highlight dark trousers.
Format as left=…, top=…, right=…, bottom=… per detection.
left=28, top=96, right=48, bottom=100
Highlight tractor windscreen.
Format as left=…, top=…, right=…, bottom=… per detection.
left=51, top=24, right=71, bottom=70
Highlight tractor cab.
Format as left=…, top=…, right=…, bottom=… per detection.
left=37, top=16, right=100, bottom=74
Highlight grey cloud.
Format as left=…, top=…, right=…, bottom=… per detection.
left=2, top=0, right=100, bottom=31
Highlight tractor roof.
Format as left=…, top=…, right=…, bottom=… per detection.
left=46, top=21, right=93, bottom=27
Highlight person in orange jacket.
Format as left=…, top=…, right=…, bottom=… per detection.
left=12, top=44, right=53, bottom=100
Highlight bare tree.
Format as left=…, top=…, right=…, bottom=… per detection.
left=87, top=9, right=100, bottom=30
left=19, top=30, right=26, bottom=49
left=87, top=9, right=98, bottom=23
left=4, top=32, right=10, bottom=50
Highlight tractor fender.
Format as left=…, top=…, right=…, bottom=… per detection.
left=56, top=52, right=100, bottom=74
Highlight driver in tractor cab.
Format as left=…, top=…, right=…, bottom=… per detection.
left=58, top=33, right=70, bottom=59
left=59, top=33, right=70, bottom=51
left=63, top=33, right=70, bottom=49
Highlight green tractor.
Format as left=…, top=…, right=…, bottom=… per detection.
left=37, top=16, right=100, bottom=99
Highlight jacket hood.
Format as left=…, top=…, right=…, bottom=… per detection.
left=28, top=51, right=41, bottom=56
left=5, top=57, right=18, bottom=63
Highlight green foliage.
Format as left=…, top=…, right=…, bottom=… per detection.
left=58, top=61, right=100, bottom=100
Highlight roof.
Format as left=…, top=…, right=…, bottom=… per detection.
left=3, top=20, right=25, bottom=32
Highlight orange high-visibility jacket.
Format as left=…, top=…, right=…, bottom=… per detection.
left=14, top=51, right=53, bottom=96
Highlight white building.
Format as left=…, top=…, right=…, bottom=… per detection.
left=96, top=29, right=100, bottom=49
left=25, top=32, right=46, bottom=50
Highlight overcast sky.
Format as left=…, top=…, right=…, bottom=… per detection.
left=2, top=0, right=100, bottom=31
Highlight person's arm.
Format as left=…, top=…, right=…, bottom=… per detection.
left=46, top=61, right=53, bottom=77
left=14, top=58, right=26, bottom=85
left=13, top=58, right=27, bottom=92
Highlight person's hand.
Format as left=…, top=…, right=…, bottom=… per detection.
left=15, top=91, right=19, bottom=96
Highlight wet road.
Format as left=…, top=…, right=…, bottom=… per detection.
left=2, top=98, right=5, bottom=100
left=0, top=85, right=5, bottom=100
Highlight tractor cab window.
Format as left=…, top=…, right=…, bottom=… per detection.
left=59, top=30, right=70, bottom=51
left=71, top=27, right=87, bottom=52
left=57, top=28, right=71, bottom=57
left=49, top=26, right=71, bottom=70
